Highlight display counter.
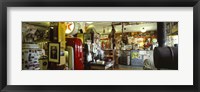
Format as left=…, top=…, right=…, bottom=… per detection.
left=118, top=50, right=154, bottom=67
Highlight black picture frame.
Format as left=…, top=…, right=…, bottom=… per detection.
left=48, top=42, right=60, bottom=64
left=0, top=0, right=199, bottom=92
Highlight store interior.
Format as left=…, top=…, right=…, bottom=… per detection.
left=22, top=22, right=178, bottom=70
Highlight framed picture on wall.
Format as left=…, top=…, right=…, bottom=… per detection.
left=1, top=0, right=200, bottom=92
left=48, top=42, right=60, bottom=63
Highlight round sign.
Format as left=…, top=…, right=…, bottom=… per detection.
left=65, top=22, right=75, bottom=34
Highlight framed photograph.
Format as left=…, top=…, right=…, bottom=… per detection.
left=0, top=0, right=200, bottom=92
left=48, top=42, right=60, bottom=63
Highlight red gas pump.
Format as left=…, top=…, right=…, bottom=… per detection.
left=66, top=38, right=84, bottom=70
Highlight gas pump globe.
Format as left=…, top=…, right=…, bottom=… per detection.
left=65, top=22, right=80, bottom=35
left=65, top=22, right=75, bottom=34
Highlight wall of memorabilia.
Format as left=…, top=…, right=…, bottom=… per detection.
left=22, top=22, right=50, bottom=43
left=22, top=23, right=50, bottom=70
left=114, top=31, right=157, bottom=50
left=166, top=22, right=178, bottom=47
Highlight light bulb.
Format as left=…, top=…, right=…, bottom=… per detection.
left=141, top=27, right=146, bottom=33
